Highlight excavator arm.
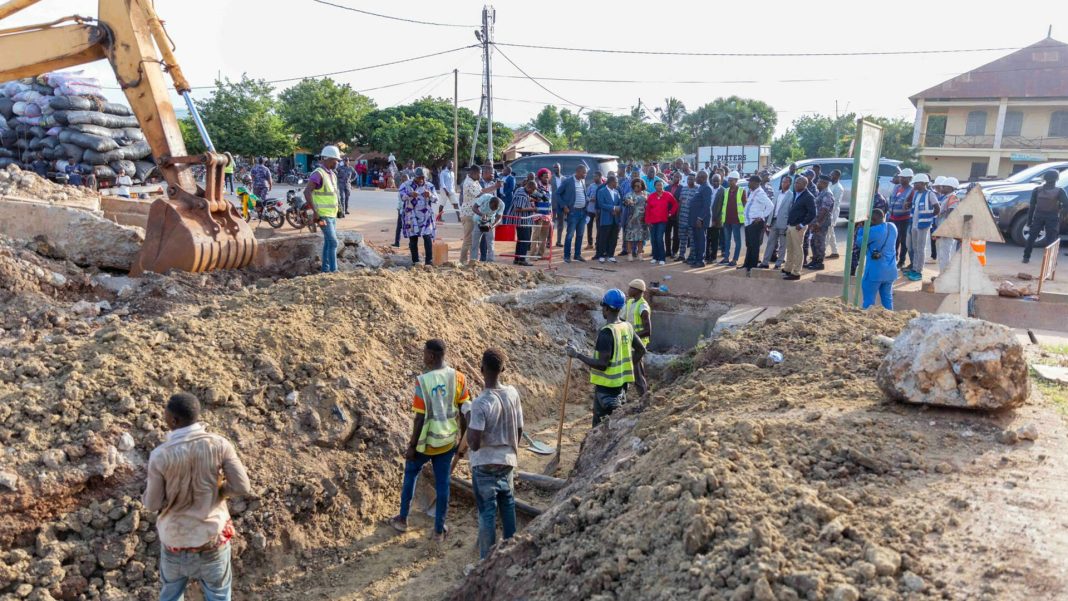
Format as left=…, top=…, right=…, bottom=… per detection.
left=0, top=0, right=255, bottom=274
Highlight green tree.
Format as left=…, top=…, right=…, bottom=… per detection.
left=654, top=97, right=687, bottom=133
left=866, top=117, right=928, bottom=171
left=558, top=108, right=585, bottom=148
left=178, top=118, right=206, bottom=155
left=775, top=114, right=928, bottom=169
left=190, top=75, right=294, bottom=157
left=525, top=104, right=565, bottom=149
left=583, top=111, right=679, bottom=161
left=367, top=115, right=449, bottom=167
left=682, top=96, right=777, bottom=150
left=278, top=77, right=375, bottom=150
left=770, top=130, right=805, bottom=165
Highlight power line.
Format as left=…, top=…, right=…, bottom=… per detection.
left=459, top=71, right=840, bottom=85
left=357, top=72, right=453, bottom=93
left=493, top=41, right=1022, bottom=58
left=310, top=0, right=473, bottom=28
left=459, top=95, right=628, bottom=111
left=490, top=43, right=586, bottom=110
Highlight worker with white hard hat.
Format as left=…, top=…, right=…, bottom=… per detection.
left=932, top=176, right=962, bottom=275
left=304, top=145, right=343, bottom=273
left=904, top=174, right=940, bottom=282
left=887, top=168, right=915, bottom=270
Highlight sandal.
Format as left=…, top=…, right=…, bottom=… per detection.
left=388, top=515, right=408, bottom=533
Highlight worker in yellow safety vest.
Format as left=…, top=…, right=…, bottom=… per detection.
left=223, top=151, right=235, bottom=195
left=567, top=289, right=647, bottom=426
left=390, top=339, right=471, bottom=542
left=304, top=145, right=342, bottom=273
left=624, top=278, right=651, bottom=394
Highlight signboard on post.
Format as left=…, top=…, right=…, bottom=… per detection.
left=697, top=146, right=761, bottom=173
left=842, top=120, right=885, bottom=305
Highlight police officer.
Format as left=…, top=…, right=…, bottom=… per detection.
left=567, top=289, right=647, bottom=426
left=1023, top=170, right=1067, bottom=264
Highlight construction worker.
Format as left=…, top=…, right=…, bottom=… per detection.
left=223, top=152, right=235, bottom=195
left=391, top=339, right=471, bottom=542
left=624, top=279, right=651, bottom=347
left=304, top=145, right=342, bottom=273
left=567, top=289, right=647, bottom=426
left=143, top=393, right=251, bottom=601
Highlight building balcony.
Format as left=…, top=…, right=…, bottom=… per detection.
left=919, top=133, right=1068, bottom=150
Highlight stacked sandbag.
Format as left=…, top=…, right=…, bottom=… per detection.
left=0, top=70, right=157, bottom=181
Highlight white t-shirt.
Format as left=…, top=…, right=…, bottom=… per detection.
left=115, top=175, right=133, bottom=197
left=468, top=385, right=523, bottom=468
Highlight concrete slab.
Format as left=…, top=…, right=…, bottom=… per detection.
left=650, top=311, right=719, bottom=352
left=712, top=305, right=770, bottom=334
left=1033, top=364, right=1068, bottom=385
left=101, top=196, right=151, bottom=229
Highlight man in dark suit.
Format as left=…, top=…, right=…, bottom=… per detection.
left=556, top=163, right=590, bottom=263
left=688, top=171, right=714, bottom=267
left=783, top=176, right=816, bottom=280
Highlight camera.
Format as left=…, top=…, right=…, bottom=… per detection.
left=870, top=249, right=882, bottom=260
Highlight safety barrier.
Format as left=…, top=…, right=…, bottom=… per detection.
left=493, top=214, right=555, bottom=270
left=1037, top=237, right=1060, bottom=298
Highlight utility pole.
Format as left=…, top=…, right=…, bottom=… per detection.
left=481, top=5, right=496, bottom=165
left=453, top=68, right=459, bottom=181
left=470, top=95, right=484, bottom=167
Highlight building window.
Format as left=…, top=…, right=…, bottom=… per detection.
left=969, top=161, right=989, bottom=180
left=965, top=111, right=987, bottom=136
left=1050, top=111, right=1068, bottom=137
left=1003, top=111, right=1023, bottom=137
left=925, top=114, right=946, bottom=147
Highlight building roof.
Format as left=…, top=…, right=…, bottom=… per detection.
left=910, top=37, right=1068, bottom=105
left=505, top=130, right=552, bottom=151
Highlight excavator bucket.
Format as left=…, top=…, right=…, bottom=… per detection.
left=131, top=192, right=256, bottom=275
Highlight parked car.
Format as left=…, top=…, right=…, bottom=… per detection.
left=508, top=153, right=619, bottom=183
left=986, top=171, right=1068, bottom=246
left=958, top=161, right=1068, bottom=195
left=767, top=158, right=902, bottom=218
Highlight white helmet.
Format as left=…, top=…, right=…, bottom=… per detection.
left=320, top=145, right=342, bottom=160
left=727, top=170, right=740, bottom=180
left=898, top=168, right=914, bottom=178
left=912, top=173, right=930, bottom=184
left=944, top=176, right=960, bottom=188
left=933, top=176, right=947, bottom=187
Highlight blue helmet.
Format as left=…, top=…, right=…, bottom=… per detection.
left=601, top=288, right=626, bottom=310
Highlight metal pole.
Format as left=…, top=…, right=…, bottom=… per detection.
left=470, top=95, right=484, bottom=167
left=182, top=91, right=215, bottom=152
left=483, top=5, right=495, bottom=165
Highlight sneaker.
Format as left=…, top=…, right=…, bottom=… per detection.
left=658, top=260, right=666, bottom=266
left=728, top=260, right=738, bottom=267
left=718, top=259, right=730, bottom=265
left=756, top=263, right=770, bottom=269
left=650, top=258, right=657, bottom=264
left=628, top=255, right=635, bottom=262
left=575, top=256, right=587, bottom=262
left=808, top=263, right=825, bottom=271
left=608, top=257, right=618, bottom=263
left=598, top=257, right=606, bottom=263
left=563, top=258, right=572, bottom=264
left=1022, top=257, right=1031, bottom=264
left=694, top=262, right=706, bottom=268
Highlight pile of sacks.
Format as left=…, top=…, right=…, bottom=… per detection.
left=0, top=71, right=155, bottom=182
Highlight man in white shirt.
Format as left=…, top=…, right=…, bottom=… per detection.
left=437, top=161, right=457, bottom=223
left=467, top=349, right=523, bottom=560
left=461, top=165, right=501, bottom=264
left=115, top=168, right=133, bottom=198
left=826, top=169, right=845, bottom=259
left=741, top=174, right=774, bottom=273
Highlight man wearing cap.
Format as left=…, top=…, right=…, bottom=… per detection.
left=714, top=171, right=747, bottom=266
left=783, top=176, right=816, bottom=281
left=905, top=174, right=939, bottom=281
left=303, top=145, right=342, bottom=273
left=932, top=176, right=961, bottom=274
left=1023, top=170, right=1068, bottom=264
left=742, top=174, right=775, bottom=274
left=887, top=168, right=915, bottom=269
left=567, top=289, right=647, bottom=426
left=806, top=175, right=837, bottom=271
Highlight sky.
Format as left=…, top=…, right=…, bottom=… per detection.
left=4, top=0, right=1063, bottom=138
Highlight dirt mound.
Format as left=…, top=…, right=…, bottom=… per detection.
left=452, top=299, right=1055, bottom=601
left=0, top=264, right=571, bottom=600
left=0, top=163, right=100, bottom=205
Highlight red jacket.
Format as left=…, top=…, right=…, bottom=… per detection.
left=645, top=191, right=678, bottom=224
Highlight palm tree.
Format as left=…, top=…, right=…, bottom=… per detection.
left=654, top=97, right=687, bottom=132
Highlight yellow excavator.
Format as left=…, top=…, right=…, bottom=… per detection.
left=0, top=0, right=256, bottom=274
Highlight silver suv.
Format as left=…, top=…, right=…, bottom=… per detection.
left=768, top=158, right=902, bottom=217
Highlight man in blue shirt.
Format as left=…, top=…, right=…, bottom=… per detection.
left=595, top=174, right=622, bottom=263
left=556, top=163, right=590, bottom=263
left=498, top=165, right=516, bottom=215
left=688, top=171, right=714, bottom=267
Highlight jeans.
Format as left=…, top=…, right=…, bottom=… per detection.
left=891, top=219, right=911, bottom=266
left=586, top=210, right=597, bottom=245
left=908, top=226, right=931, bottom=273
left=473, top=224, right=496, bottom=262
left=593, top=387, right=625, bottom=426
left=159, top=542, right=232, bottom=601
left=862, top=279, right=894, bottom=310
left=339, top=187, right=351, bottom=214
left=721, top=223, right=742, bottom=262
left=321, top=217, right=338, bottom=273
left=472, top=464, right=516, bottom=559
left=399, top=447, right=456, bottom=534
left=224, top=173, right=234, bottom=195
left=409, top=235, right=432, bottom=265
left=553, top=210, right=564, bottom=245
left=743, top=221, right=765, bottom=270
left=689, top=225, right=706, bottom=265
left=596, top=223, right=619, bottom=259
left=648, top=222, right=667, bottom=261
left=563, top=210, right=586, bottom=260
left=1024, top=211, right=1061, bottom=260
left=665, top=215, right=679, bottom=256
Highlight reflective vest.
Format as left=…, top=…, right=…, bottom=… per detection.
left=311, top=167, right=338, bottom=218
left=415, top=367, right=459, bottom=454
left=224, top=162, right=234, bottom=175
left=590, top=321, right=636, bottom=388
left=624, top=297, right=651, bottom=346
left=719, top=186, right=745, bottom=223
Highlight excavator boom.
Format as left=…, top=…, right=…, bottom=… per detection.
left=0, top=0, right=256, bottom=274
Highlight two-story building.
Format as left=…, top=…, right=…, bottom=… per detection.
left=910, top=36, right=1068, bottom=181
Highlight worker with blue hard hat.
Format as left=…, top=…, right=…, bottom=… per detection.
left=566, top=288, right=648, bottom=426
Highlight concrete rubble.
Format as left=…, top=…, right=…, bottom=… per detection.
left=876, top=314, right=1029, bottom=410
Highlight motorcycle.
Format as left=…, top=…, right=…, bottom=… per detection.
left=237, top=186, right=285, bottom=228
left=284, top=189, right=318, bottom=232
left=283, top=168, right=307, bottom=186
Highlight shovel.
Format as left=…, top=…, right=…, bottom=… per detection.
left=543, top=356, right=574, bottom=476
left=523, top=432, right=555, bottom=455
